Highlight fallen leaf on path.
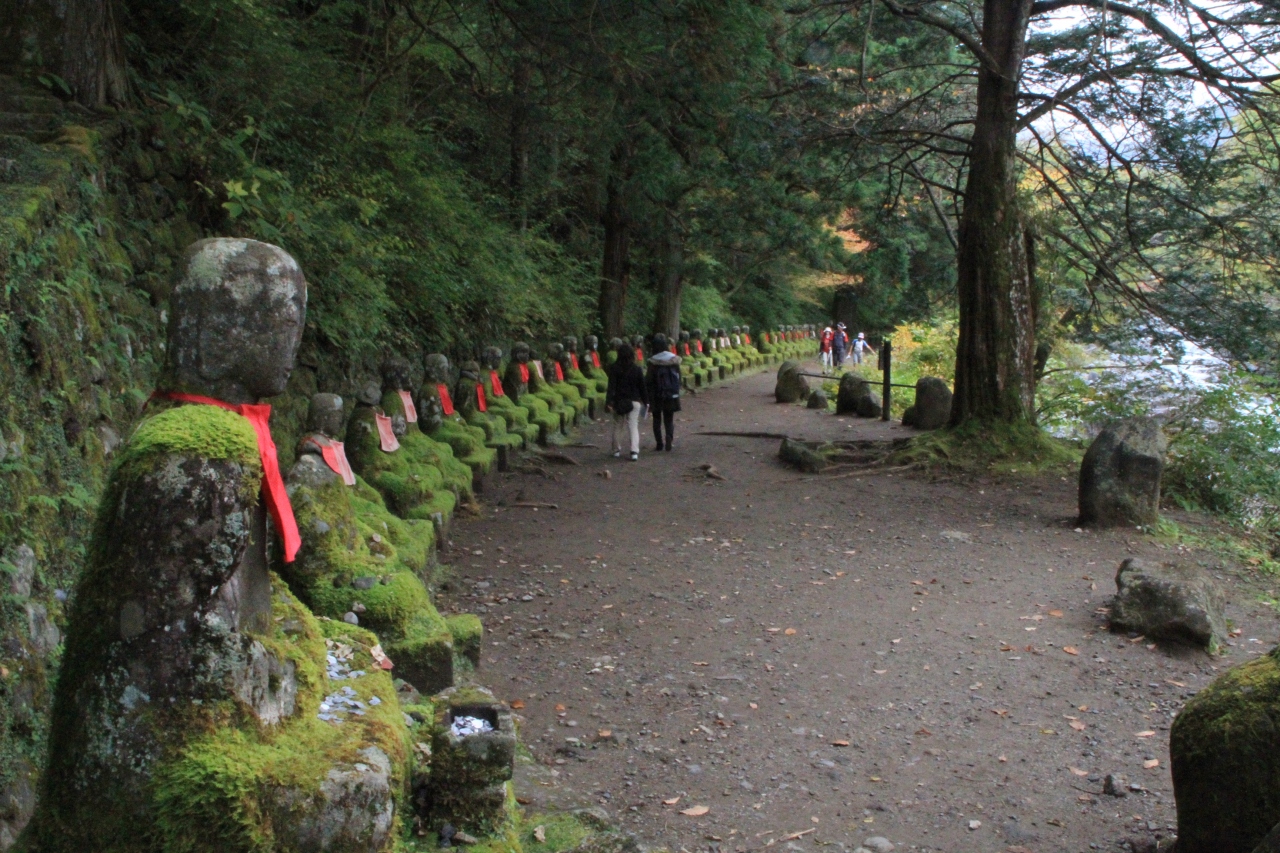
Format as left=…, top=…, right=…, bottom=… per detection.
left=1047, top=818, right=1066, bottom=828
left=749, top=703, right=758, bottom=709
left=1136, top=731, right=1156, bottom=738
left=869, top=776, right=882, bottom=782
left=1166, top=679, right=1187, bottom=688
left=598, top=729, right=612, bottom=738
left=533, top=826, right=546, bottom=843
left=915, top=728, right=932, bottom=736
left=1070, top=720, right=1087, bottom=731
left=992, top=709, right=1010, bottom=717
left=1063, top=646, right=1079, bottom=656
left=835, top=571, right=847, bottom=576
left=999, top=644, right=1014, bottom=652
left=681, top=806, right=710, bottom=817
left=781, top=829, right=815, bottom=841
left=510, top=700, right=525, bottom=710
left=831, top=740, right=850, bottom=747
left=663, top=797, right=681, bottom=805
left=784, top=628, right=797, bottom=635
left=1144, top=759, right=1160, bottom=769
left=911, top=580, right=923, bottom=586
left=765, top=628, right=780, bottom=634
left=1049, top=609, right=1064, bottom=618
left=693, top=661, right=709, bottom=666
left=602, top=604, right=613, bottom=609
left=1069, top=767, right=1088, bottom=776
left=873, top=669, right=887, bottom=674
left=554, top=704, right=566, bottom=712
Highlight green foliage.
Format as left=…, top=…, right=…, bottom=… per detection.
left=1164, top=381, right=1280, bottom=537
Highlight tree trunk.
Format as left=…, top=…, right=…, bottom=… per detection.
left=598, top=142, right=632, bottom=339
left=509, top=57, right=531, bottom=232
left=949, top=0, right=1037, bottom=426
left=60, top=0, right=129, bottom=108
left=653, top=211, right=684, bottom=340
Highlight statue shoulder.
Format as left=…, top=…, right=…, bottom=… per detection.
left=126, top=405, right=260, bottom=471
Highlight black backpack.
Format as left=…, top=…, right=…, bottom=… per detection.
left=654, top=364, right=681, bottom=398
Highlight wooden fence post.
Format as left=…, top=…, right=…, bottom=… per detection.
left=880, top=339, right=891, bottom=421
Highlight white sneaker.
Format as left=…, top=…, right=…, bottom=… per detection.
left=629, top=452, right=639, bottom=461
left=612, top=450, right=621, bottom=458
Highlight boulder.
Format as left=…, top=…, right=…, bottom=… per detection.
left=1110, top=558, right=1225, bottom=650
left=1171, top=645, right=1280, bottom=853
left=775, top=361, right=809, bottom=404
left=778, top=438, right=828, bottom=474
left=906, top=377, right=951, bottom=430
left=837, top=374, right=882, bottom=418
left=1079, top=419, right=1166, bottom=527
left=806, top=389, right=828, bottom=409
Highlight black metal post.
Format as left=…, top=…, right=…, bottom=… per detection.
left=881, top=339, right=891, bottom=421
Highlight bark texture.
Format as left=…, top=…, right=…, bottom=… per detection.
left=653, top=212, right=684, bottom=340
left=60, top=0, right=129, bottom=108
left=598, top=143, right=632, bottom=339
left=950, top=0, right=1037, bottom=426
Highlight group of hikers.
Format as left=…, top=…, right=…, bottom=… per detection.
left=605, top=333, right=683, bottom=460
left=819, top=322, right=875, bottom=373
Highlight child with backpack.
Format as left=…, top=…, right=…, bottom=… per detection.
left=645, top=333, right=683, bottom=451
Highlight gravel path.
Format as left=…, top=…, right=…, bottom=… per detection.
left=439, top=363, right=1278, bottom=853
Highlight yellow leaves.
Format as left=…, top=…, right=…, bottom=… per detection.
left=1063, top=646, right=1079, bottom=656
left=510, top=699, right=525, bottom=710
left=681, top=805, right=710, bottom=817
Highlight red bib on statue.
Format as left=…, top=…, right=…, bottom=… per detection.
left=397, top=390, right=417, bottom=423
left=375, top=413, right=400, bottom=452
left=154, top=392, right=301, bottom=563
left=591, top=352, right=601, bottom=368
left=518, top=364, right=530, bottom=383
left=436, top=384, right=456, bottom=416
left=554, top=363, right=564, bottom=382
left=571, top=353, right=580, bottom=370
left=308, top=435, right=356, bottom=486
left=475, top=383, right=488, bottom=412
left=489, top=370, right=506, bottom=397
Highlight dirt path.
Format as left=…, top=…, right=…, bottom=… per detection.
left=439, top=363, right=1278, bottom=853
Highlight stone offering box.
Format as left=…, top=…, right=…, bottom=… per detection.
left=428, top=684, right=517, bottom=833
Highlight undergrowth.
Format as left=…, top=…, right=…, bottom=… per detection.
left=890, top=419, right=1081, bottom=475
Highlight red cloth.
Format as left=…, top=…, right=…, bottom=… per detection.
left=744, top=334, right=752, bottom=345
left=571, top=353, right=580, bottom=370
left=591, top=352, right=601, bottom=368
left=554, top=362, right=564, bottom=382
left=156, top=392, right=301, bottom=563
left=475, top=383, right=488, bottom=412
left=375, top=412, right=400, bottom=453
left=634, top=348, right=644, bottom=363
left=532, top=361, right=545, bottom=380
left=436, top=384, right=456, bottom=416
left=307, top=435, right=356, bottom=486
left=518, top=363, right=530, bottom=384
left=489, top=370, right=506, bottom=397
left=397, top=390, right=417, bottom=423
left=696, top=341, right=703, bottom=353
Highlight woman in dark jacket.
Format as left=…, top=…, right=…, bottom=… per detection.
left=645, top=332, right=682, bottom=451
left=606, top=343, right=648, bottom=460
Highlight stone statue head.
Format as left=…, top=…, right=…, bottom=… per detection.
left=743, top=324, right=751, bottom=336
left=306, top=393, right=345, bottom=438
left=548, top=342, right=565, bottom=359
left=459, top=360, right=481, bottom=381
left=356, top=380, right=382, bottom=407
left=390, top=413, right=407, bottom=437
left=630, top=335, right=644, bottom=349
left=424, top=354, right=451, bottom=385
left=550, top=343, right=573, bottom=369
left=732, top=325, right=741, bottom=335
left=584, top=335, right=599, bottom=352
left=163, top=238, right=307, bottom=402
left=481, top=346, right=503, bottom=370
left=511, top=342, right=531, bottom=364
left=563, top=335, right=579, bottom=354
left=679, top=330, right=690, bottom=344
left=691, top=328, right=702, bottom=341
left=608, top=337, right=624, bottom=350
left=381, top=356, right=414, bottom=392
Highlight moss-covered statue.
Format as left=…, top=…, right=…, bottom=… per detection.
left=454, top=359, right=526, bottom=461
left=28, top=238, right=409, bottom=852
left=691, top=329, right=722, bottom=381
left=500, top=343, right=564, bottom=443
left=508, top=342, right=574, bottom=433
left=578, top=334, right=610, bottom=394
left=346, top=377, right=463, bottom=531
left=418, top=354, right=497, bottom=478
left=564, top=334, right=608, bottom=396
left=524, top=346, right=577, bottom=427
left=476, top=347, right=541, bottom=446
left=283, top=393, right=475, bottom=693
left=603, top=336, right=625, bottom=368
left=544, top=342, right=592, bottom=422
left=676, top=330, right=707, bottom=388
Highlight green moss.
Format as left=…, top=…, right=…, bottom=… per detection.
left=1170, top=646, right=1280, bottom=853
left=446, top=613, right=483, bottom=667
left=122, top=405, right=262, bottom=491
left=889, top=419, right=1080, bottom=475
left=153, top=590, right=409, bottom=853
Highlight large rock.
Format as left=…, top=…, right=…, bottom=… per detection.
left=904, top=377, right=950, bottom=430
left=1079, top=419, right=1166, bottom=527
left=1110, top=558, right=1226, bottom=650
left=836, top=374, right=881, bottom=418
left=1, top=543, right=35, bottom=600
left=1171, top=646, right=1280, bottom=853
left=775, top=361, right=809, bottom=404
left=806, top=389, right=828, bottom=409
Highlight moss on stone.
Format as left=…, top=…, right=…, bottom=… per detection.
left=1170, top=645, right=1280, bottom=853
left=120, top=404, right=261, bottom=492
left=446, top=614, right=484, bottom=667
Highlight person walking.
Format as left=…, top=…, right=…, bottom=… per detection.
left=645, top=332, right=682, bottom=451
left=832, top=323, right=849, bottom=368
left=606, top=342, right=648, bottom=461
left=819, top=325, right=835, bottom=372
left=852, top=332, right=875, bottom=365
